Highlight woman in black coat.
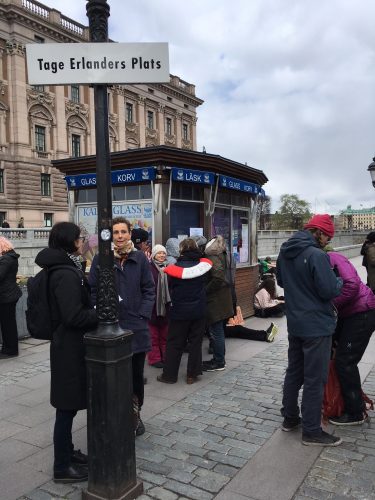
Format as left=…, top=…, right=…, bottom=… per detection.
left=0, top=237, right=22, bottom=358
left=35, top=222, right=97, bottom=484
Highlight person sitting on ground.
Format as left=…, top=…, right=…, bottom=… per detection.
left=148, top=244, right=171, bottom=369
left=225, top=319, right=279, bottom=343
left=259, top=256, right=276, bottom=277
left=327, top=251, right=375, bottom=426
left=157, top=238, right=211, bottom=385
left=360, top=231, right=375, bottom=292
left=254, top=278, right=285, bottom=317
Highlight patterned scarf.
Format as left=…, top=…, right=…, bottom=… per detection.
left=153, top=259, right=171, bottom=317
left=114, top=240, right=135, bottom=266
left=67, top=253, right=84, bottom=271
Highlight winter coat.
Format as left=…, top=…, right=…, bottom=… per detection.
left=89, top=250, right=155, bottom=354
left=0, top=250, right=22, bottom=304
left=165, top=238, right=179, bottom=265
left=276, top=230, right=342, bottom=338
left=254, top=288, right=280, bottom=310
left=363, top=243, right=375, bottom=291
left=204, top=238, right=234, bottom=324
left=35, top=248, right=98, bottom=410
left=328, top=252, right=375, bottom=317
left=168, top=249, right=207, bottom=321
left=149, top=260, right=169, bottom=326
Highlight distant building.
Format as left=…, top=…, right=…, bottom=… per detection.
left=339, top=205, right=375, bottom=230
left=0, top=0, right=203, bottom=227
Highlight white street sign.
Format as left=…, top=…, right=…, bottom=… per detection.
left=26, top=42, right=169, bottom=85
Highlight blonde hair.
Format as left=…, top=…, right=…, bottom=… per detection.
left=0, top=236, right=14, bottom=254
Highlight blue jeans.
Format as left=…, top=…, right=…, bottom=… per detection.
left=282, top=335, right=331, bottom=434
left=210, top=320, right=226, bottom=364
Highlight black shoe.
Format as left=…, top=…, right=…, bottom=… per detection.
left=302, top=430, right=342, bottom=446
left=150, top=361, right=164, bottom=368
left=71, top=449, right=88, bottom=465
left=0, top=352, right=18, bottom=359
left=53, top=464, right=88, bottom=483
left=202, top=359, right=225, bottom=372
left=282, top=416, right=301, bottom=431
left=157, top=374, right=177, bottom=384
left=329, top=413, right=368, bottom=426
left=136, top=417, right=145, bottom=436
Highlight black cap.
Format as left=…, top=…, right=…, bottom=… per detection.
left=131, top=228, right=149, bottom=245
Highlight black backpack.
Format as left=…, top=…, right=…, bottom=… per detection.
left=26, top=265, right=80, bottom=340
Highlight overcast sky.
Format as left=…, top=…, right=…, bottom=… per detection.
left=51, top=0, right=375, bottom=213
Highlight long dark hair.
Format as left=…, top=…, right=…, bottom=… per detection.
left=48, top=222, right=80, bottom=253
left=256, top=278, right=276, bottom=299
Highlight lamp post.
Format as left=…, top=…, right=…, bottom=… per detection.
left=83, top=1, right=143, bottom=499
left=367, top=157, right=375, bottom=188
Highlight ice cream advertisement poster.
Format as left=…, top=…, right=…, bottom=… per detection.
left=76, top=202, right=153, bottom=266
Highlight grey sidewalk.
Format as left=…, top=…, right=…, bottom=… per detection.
left=0, top=256, right=373, bottom=500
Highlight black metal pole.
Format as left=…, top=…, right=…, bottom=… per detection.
left=83, top=1, right=143, bottom=499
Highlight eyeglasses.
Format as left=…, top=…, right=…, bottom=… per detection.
left=78, top=236, right=86, bottom=242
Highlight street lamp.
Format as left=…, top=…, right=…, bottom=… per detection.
left=367, top=157, right=375, bottom=187
left=83, top=1, right=142, bottom=499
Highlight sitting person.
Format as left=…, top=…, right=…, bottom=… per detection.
left=254, top=278, right=285, bottom=317
left=225, top=319, right=279, bottom=343
left=259, top=256, right=276, bottom=277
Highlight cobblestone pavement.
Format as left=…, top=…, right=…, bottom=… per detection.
left=17, top=331, right=375, bottom=500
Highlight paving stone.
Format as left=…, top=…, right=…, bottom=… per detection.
left=138, top=470, right=168, bottom=486
left=167, top=469, right=196, bottom=484
left=147, top=486, right=178, bottom=500
left=163, top=479, right=214, bottom=500
left=187, top=455, right=216, bottom=470
left=191, top=467, right=230, bottom=493
left=162, top=457, right=197, bottom=473
left=206, top=451, right=247, bottom=468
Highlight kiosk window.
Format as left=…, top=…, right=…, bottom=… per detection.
left=77, top=189, right=97, bottom=203
left=140, top=184, right=152, bottom=199
left=212, top=206, right=250, bottom=265
left=170, top=201, right=203, bottom=238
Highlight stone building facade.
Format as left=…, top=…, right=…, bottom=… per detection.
left=0, top=0, right=203, bottom=227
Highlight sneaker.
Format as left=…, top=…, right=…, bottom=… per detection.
left=329, top=413, right=368, bottom=426
left=282, top=416, right=301, bottom=431
left=266, top=323, right=279, bottom=342
left=302, top=430, right=342, bottom=446
left=202, top=359, right=225, bottom=372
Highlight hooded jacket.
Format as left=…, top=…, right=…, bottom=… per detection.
left=35, top=247, right=98, bottom=410
left=276, top=230, right=342, bottom=337
left=0, top=250, right=22, bottom=303
left=165, top=238, right=180, bottom=265
left=328, top=251, right=375, bottom=317
left=204, top=236, right=234, bottom=323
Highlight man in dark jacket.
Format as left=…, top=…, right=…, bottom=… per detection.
left=276, top=214, right=343, bottom=446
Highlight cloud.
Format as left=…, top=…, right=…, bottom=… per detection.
left=51, top=0, right=375, bottom=212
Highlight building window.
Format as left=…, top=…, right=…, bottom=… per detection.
left=72, top=134, right=81, bottom=157
left=126, top=102, right=133, bottom=123
left=182, top=123, right=189, bottom=141
left=0, top=169, right=3, bottom=193
left=35, top=125, right=46, bottom=152
left=71, top=85, right=80, bottom=103
left=166, top=117, right=172, bottom=135
left=41, top=173, right=51, bottom=197
left=44, top=213, right=53, bottom=227
left=147, top=111, right=154, bottom=129
left=0, top=212, right=5, bottom=225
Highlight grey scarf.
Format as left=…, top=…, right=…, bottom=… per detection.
left=154, top=260, right=171, bottom=317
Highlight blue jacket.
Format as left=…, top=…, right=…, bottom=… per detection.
left=276, top=230, right=342, bottom=337
left=89, top=250, right=155, bottom=353
left=169, top=250, right=207, bottom=321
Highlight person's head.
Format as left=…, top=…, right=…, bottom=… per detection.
left=179, top=238, right=198, bottom=255
left=19, top=217, right=24, bottom=221
left=257, top=278, right=276, bottom=298
left=151, top=244, right=167, bottom=263
left=366, top=232, right=375, bottom=243
left=0, top=236, right=14, bottom=255
left=191, top=235, right=207, bottom=252
left=265, top=256, right=272, bottom=263
left=112, top=217, right=132, bottom=250
left=131, top=227, right=149, bottom=251
left=304, top=214, right=335, bottom=249
left=204, top=235, right=227, bottom=255
left=48, top=222, right=83, bottom=255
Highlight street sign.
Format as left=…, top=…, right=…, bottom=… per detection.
left=26, top=42, right=169, bottom=84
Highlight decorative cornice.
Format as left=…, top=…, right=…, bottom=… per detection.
left=65, top=100, right=89, bottom=118
left=27, top=88, right=55, bottom=107
left=165, top=134, right=176, bottom=146
left=0, top=80, right=7, bottom=96
left=5, top=39, right=25, bottom=56
left=125, top=122, right=138, bottom=135
left=146, top=128, right=158, bottom=140
left=109, top=113, right=118, bottom=127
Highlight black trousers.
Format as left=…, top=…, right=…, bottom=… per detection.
left=163, top=317, right=206, bottom=381
left=225, top=324, right=267, bottom=341
left=335, top=310, right=375, bottom=415
left=132, top=351, right=146, bottom=408
left=53, top=409, right=77, bottom=471
left=0, top=301, right=19, bottom=354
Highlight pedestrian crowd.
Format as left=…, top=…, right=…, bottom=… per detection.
left=0, top=214, right=374, bottom=484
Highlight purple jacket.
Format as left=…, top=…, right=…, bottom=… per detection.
left=328, top=252, right=375, bottom=317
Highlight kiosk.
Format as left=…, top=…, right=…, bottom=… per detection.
left=52, top=145, right=268, bottom=317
